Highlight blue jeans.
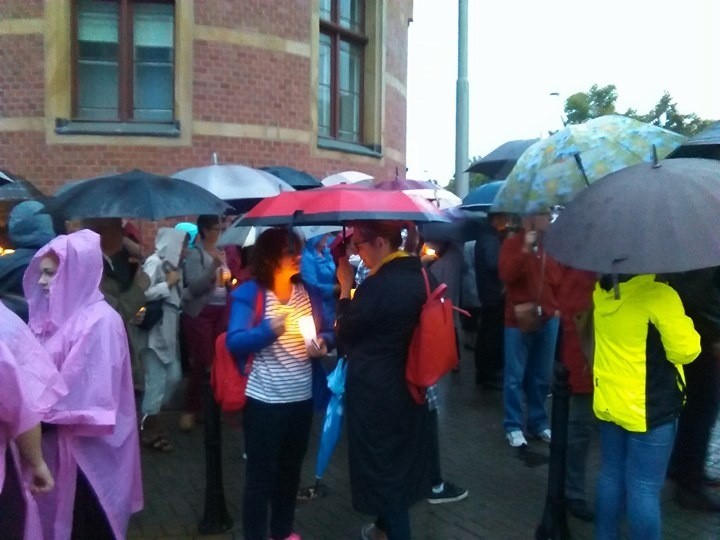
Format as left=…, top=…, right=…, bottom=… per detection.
left=596, top=420, right=677, bottom=540
left=502, top=317, right=559, bottom=434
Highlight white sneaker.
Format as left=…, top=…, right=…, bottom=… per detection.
left=506, top=430, right=528, bottom=448
left=533, top=429, right=552, bottom=443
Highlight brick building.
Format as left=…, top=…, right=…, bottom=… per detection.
left=0, top=0, right=414, bottom=198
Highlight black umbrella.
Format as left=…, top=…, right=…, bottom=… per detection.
left=45, top=169, right=231, bottom=220
left=419, top=207, right=485, bottom=243
left=466, top=139, right=539, bottom=179
left=0, top=169, right=44, bottom=201
left=260, top=166, right=322, bottom=190
left=544, top=158, right=720, bottom=274
left=666, top=121, right=720, bottom=160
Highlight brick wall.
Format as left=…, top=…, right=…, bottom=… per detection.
left=0, top=0, right=42, bottom=18
left=0, top=34, right=44, bottom=117
left=193, top=41, right=311, bottom=129
left=193, top=0, right=312, bottom=42
left=0, top=0, right=413, bottom=197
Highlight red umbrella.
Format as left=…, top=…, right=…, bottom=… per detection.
left=238, top=186, right=448, bottom=226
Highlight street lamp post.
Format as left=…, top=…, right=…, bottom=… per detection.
left=454, top=0, right=469, bottom=198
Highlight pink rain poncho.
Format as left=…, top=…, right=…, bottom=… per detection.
left=23, top=229, right=143, bottom=539
left=0, top=301, right=67, bottom=539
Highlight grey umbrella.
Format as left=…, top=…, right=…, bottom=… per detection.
left=172, top=164, right=294, bottom=212
left=666, top=121, right=720, bottom=160
left=466, top=139, right=539, bottom=179
left=544, top=158, right=720, bottom=274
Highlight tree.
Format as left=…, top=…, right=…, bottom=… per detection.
left=564, top=84, right=713, bottom=137
left=445, top=157, right=489, bottom=194
left=565, top=84, right=618, bottom=125
left=628, top=91, right=713, bottom=136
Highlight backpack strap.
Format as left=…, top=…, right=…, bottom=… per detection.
left=421, top=267, right=448, bottom=302
left=421, top=267, right=470, bottom=317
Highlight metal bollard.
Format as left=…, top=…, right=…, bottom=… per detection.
left=535, top=362, right=572, bottom=540
left=198, top=369, right=233, bottom=534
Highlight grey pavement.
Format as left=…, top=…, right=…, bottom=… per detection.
left=129, top=347, right=720, bottom=539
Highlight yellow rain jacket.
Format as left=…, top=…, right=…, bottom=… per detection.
left=592, top=274, right=701, bottom=432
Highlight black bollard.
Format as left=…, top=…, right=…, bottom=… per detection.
left=198, top=369, right=233, bottom=534
left=535, top=362, right=572, bottom=540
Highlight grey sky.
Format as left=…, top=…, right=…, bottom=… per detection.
left=406, top=0, right=720, bottom=185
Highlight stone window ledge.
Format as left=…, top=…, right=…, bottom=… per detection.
left=55, top=118, right=181, bottom=137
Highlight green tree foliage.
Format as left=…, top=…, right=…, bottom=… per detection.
left=446, top=160, right=489, bottom=194
left=627, top=91, right=713, bottom=136
left=564, top=85, right=713, bottom=137
left=565, top=84, right=619, bottom=124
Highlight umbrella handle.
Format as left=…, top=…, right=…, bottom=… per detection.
left=573, top=153, right=590, bottom=186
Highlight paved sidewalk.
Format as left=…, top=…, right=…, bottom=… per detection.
left=129, top=348, right=720, bottom=539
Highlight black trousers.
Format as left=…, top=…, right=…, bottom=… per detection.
left=670, top=342, right=720, bottom=488
left=72, top=468, right=114, bottom=540
left=243, top=397, right=313, bottom=540
left=474, top=304, right=505, bottom=382
left=0, top=449, right=26, bottom=539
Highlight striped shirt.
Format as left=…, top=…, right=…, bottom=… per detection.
left=245, top=284, right=314, bottom=403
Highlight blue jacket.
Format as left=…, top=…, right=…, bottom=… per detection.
left=300, top=236, right=337, bottom=325
left=0, top=201, right=55, bottom=321
left=226, top=278, right=336, bottom=372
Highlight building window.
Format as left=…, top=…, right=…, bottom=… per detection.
left=73, top=0, right=174, bottom=122
left=318, top=0, right=367, bottom=143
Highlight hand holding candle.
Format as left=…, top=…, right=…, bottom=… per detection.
left=298, top=315, right=318, bottom=348
left=298, top=315, right=326, bottom=357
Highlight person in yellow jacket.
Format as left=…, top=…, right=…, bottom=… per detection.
left=592, top=274, right=700, bottom=540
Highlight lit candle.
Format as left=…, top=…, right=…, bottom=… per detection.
left=298, top=315, right=318, bottom=349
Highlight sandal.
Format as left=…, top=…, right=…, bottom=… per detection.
left=296, top=487, right=319, bottom=501
left=178, top=413, right=196, bottom=432
left=143, top=435, right=174, bottom=452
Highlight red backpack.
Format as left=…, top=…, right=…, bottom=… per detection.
left=211, top=291, right=263, bottom=413
left=405, top=268, right=465, bottom=404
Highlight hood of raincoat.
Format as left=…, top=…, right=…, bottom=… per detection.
left=174, top=222, right=198, bottom=248
left=305, top=233, right=330, bottom=253
left=23, top=229, right=105, bottom=336
left=8, top=200, right=55, bottom=249
left=154, top=227, right=186, bottom=268
left=593, top=274, right=655, bottom=316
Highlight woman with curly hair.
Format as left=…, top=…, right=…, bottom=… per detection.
left=226, top=227, right=335, bottom=540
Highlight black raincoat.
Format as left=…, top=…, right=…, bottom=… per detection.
left=337, top=255, right=432, bottom=515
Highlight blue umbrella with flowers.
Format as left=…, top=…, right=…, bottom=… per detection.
left=492, top=115, right=686, bottom=214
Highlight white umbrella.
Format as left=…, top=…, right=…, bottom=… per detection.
left=218, top=223, right=342, bottom=248
left=404, top=188, right=462, bottom=209
left=321, top=170, right=373, bottom=186
left=217, top=223, right=267, bottom=248
left=172, top=164, right=294, bottom=212
left=297, top=224, right=342, bottom=240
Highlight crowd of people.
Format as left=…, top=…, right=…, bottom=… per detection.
left=0, top=202, right=717, bottom=540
